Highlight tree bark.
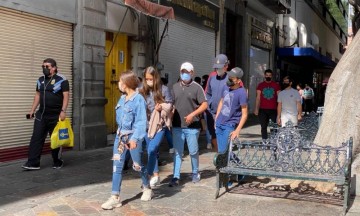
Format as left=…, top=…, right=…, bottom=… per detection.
left=314, top=31, right=360, bottom=155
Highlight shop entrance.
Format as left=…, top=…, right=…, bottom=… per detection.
left=104, top=32, right=129, bottom=133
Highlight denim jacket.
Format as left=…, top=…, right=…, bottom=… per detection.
left=115, top=91, right=147, bottom=143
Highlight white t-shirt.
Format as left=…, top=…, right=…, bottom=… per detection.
left=278, top=88, right=301, bottom=116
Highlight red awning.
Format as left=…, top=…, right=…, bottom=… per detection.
left=125, top=0, right=175, bottom=20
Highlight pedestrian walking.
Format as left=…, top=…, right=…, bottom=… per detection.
left=139, top=66, right=173, bottom=187
left=205, top=54, right=229, bottom=150
left=22, top=58, right=69, bottom=170
left=169, top=62, right=208, bottom=187
left=303, top=83, right=314, bottom=114
left=277, top=76, right=302, bottom=126
left=101, top=71, right=151, bottom=210
left=254, top=69, right=280, bottom=141
left=215, top=67, right=248, bottom=154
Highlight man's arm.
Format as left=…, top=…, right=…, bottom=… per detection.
left=59, top=91, right=69, bottom=120
left=277, top=102, right=282, bottom=125
left=230, top=105, right=248, bottom=140
left=297, top=100, right=302, bottom=120
left=29, top=91, right=40, bottom=117
left=184, top=102, right=208, bottom=125
left=215, top=98, right=223, bottom=121
left=254, top=90, right=261, bottom=115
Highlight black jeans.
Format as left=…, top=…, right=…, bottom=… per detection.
left=304, top=99, right=313, bottom=113
left=27, top=112, right=61, bottom=166
left=258, top=109, right=277, bottom=140
left=205, top=110, right=216, bottom=139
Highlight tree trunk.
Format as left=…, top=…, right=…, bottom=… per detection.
left=314, top=31, right=360, bottom=155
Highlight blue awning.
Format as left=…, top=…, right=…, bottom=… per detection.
left=276, top=47, right=336, bottom=68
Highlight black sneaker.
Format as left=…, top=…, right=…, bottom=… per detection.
left=168, top=178, right=179, bottom=187
left=22, top=162, right=40, bottom=170
left=52, top=159, right=64, bottom=169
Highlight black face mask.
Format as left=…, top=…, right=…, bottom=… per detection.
left=226, top=79, right=235, bottom=87
left=43, top=67, right=51, bottom=77
left=265, top=77, right=271, bottom=82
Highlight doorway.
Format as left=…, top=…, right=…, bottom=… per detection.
left=104, top=32, right=129, bottom=133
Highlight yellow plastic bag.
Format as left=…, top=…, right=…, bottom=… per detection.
left=51, top=118, right=74, bottom=149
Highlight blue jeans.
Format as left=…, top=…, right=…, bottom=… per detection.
left=172, top=127, right=200, bottom=179
left=111, top=135, right=149, bottom=195
left=164, top=127, right=173, bottom=149
left=145, top=129, right=165, bottom=176
left=215, top=124, right=235, bottom=154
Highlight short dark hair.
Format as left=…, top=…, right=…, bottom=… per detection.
left=283, top=76, right=293, bottom=83
left=43, top=58, right=57, bottom=67
left=264, top=69, right=273, bottom=74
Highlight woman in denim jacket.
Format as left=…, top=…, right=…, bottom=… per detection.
left=102, top=71, right=151, bottom=210
left=140, top=66, right=173, bottom=187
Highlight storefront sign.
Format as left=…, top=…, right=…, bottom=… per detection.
left=250, top=17, right=273, bottom=50
left=161, top=0, right=219, bottom=30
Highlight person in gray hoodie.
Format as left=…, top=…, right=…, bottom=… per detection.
left=205, top=54, right=229, bottom=151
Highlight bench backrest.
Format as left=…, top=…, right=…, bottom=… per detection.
left=228, top=127, right=352, bottom=177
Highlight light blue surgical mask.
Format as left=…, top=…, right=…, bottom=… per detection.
left=180, top=73, right=191, bottom=82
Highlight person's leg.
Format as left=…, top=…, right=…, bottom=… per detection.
left=215, top=125, right=234, bottom=154
left=146, top=130, right=165, bottom=186
left=204, top=112, right=212, bottom=149
left=26, top=116, right=48, bottom=167
left=172, top=128, right=185, bottom=180
left=46, top=116, right=63, bottom=166
left=129, top=138, right=149, bottom=188
left=258, top=109, right=269, bottom=140
left=164, top=127, right=173, bottom=150
left=205, top=110, right=217, bottom=150
left=102, top=135, right=125, bottom=210
left=184, top=128, right=200, bottom=182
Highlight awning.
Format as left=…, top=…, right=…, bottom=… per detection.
left=125, top=0, right=175, bottom=20
left=276, top=47, right=336, bottom=68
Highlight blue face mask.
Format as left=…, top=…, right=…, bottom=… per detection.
left=180, top=73, right=191, bottom=82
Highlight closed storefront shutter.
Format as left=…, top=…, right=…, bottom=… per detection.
left=159, top=17, right=216, bottom=85
left=0, top=7, right=73, bottom=162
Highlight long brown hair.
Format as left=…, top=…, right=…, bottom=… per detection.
left=139, top=66, right=164, bottom=104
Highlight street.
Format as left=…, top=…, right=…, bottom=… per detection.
left=1, top=117, right=359, bottom=216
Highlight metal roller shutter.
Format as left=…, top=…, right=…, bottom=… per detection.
left=159, top=17, right=216, bottom=85
left=0, top=7, right=73, bottom=162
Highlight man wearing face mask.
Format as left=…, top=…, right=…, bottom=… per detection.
left=215, top=67, right=248, bottom=154
left=22, top=58, right=69, bottom=170
left=205, top=54, right=229, bottom=151
left=277, top=76, right=302, bottom=127
left=254, top=69, right=280, bottom=141
left=170, top=62, right=208, bottom=187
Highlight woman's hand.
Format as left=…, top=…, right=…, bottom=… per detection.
left=155, top=103, right=162, bottom=112
left=127, top=140, right=137, bottom=150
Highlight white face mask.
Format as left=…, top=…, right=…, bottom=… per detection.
left=146, top=80, right=154, bottom=87
left=216, top=68, right=225, bottom=76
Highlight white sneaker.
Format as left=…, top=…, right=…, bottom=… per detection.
left=101, top=196, right=122, bottom=210
left=141, top=188, right=154, bottom=201
left=150, top=176, right=160, bottom=187
left=169, top=148, right=175, bottom=154
left=207, top=143, right=212, bottom=149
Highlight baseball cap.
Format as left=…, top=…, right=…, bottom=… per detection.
left=180, top=62, right=194, bottom=72
left=212, top=54, right=228, bottom=69
left=227, top=67, right=244, bottom=79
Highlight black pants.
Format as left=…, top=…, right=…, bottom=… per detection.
left=304, top=99, right=313, bottom=113
left=205, top=110, right=216, bottom=139
left=258, top=109, right=277, bottom=140
left=27, top=112, right=61, bottom=166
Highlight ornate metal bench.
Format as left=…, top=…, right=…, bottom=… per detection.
left=213, top=124, right=353, bottom=213
left=269, top=112, right=320, bottom=142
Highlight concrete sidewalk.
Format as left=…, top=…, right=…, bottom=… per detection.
left=0, top=116, right=358, bottom=216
